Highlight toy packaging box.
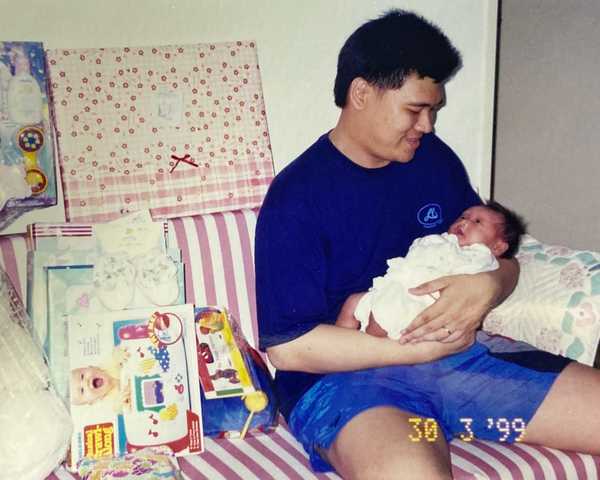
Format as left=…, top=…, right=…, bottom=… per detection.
left=67, top=304, right=203, bottom=470
left=195, top=306, right=255, bottom=399
left=0, top=41, right=58, bottom=231
left=195, top=306, right=279, bottom=438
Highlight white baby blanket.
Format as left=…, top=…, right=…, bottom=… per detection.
left=355, top=233, right=498, bottom=339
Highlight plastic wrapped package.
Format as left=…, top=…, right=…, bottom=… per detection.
left=0, top=41, right=58, bottom=232
left=78, top=446, right=182, bottom=479
left=0, top=265, right=71, bottom=480
left=195, top=307, right=279, bottom=438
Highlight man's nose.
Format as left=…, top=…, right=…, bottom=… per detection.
left=415, top=110, right=434, bottom=133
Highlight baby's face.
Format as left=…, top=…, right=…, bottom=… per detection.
left=71, top=366, right=116, bottom=405
left=448, top=206, right=505, bottom=251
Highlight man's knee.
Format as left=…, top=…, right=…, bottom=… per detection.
left=328, top=444, right=452, bottom=480
left=325, top=407, right=452, bottom=479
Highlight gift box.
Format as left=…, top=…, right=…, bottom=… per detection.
left=46, top=41, right=274, bottom=223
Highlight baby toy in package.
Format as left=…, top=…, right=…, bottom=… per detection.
left=0, top=41, right=58, bottom=232
left=67, top=304, right=203, bottom=471
left=195, top=306, right=255, bottom=399
left=195, top=307, right=278, bottom=438
left=0, top=265, right=71, bottom=480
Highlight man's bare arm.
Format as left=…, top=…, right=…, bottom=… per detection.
left=267, top=323, right=474, bottom=374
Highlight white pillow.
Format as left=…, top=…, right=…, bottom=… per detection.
left=483, top=234, right=600, bottom=366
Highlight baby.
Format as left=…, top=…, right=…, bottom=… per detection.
left=70, top=346, right=132, bottom=412
left=336, top=201, right=526, bottom=339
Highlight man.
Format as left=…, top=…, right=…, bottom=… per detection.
left=256, top=10, right=600, bottom=479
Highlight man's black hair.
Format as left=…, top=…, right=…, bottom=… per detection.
left=485, top=200, right=527, bottom=259
left=334, top=9, right=462, bottom=107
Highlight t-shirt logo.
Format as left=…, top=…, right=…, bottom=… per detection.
left=417, top=203, right=443, bottom=229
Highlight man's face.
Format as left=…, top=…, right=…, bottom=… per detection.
left=448, top=206, right=507, bottom=255
left=71, top=366, right=116, bottom=405
left=358, top=74, right=444, bottom=166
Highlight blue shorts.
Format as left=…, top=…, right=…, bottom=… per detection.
left=288, top=332, right=572, bottom=472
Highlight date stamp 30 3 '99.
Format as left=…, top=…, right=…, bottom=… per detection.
left=408, top=417, right=527, bottom=443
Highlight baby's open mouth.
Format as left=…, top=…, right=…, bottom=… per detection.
left=92, top=377, right=104, bottom=389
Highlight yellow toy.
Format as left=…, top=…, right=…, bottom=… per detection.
left=16, top=125, right=48, bottom=195
left=239, top=390, right=268, bottom=439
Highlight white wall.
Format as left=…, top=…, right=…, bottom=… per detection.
left=1, top=0, right=497, bottom=195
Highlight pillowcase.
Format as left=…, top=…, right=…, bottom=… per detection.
left=483, top=234, right=600, bottom=366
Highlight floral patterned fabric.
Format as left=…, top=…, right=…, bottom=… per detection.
left=484, top=235, right=600, bottom=365
left=46, top=42, right=274, bottom=223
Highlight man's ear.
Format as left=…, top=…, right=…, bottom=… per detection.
left=347, top=77, right=372, bottom=110
left=491, top=239, right=508, bottom=258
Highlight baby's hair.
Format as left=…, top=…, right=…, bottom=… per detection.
left=485, top=200, right=527, bottom=259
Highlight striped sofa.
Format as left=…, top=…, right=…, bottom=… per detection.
left=2, top=208, right=600, bottom=480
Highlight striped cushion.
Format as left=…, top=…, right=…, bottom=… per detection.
left=2, top=212, right=600, bottom=479
left=42, top=430, right=600, bottom=480
left=0, top=233, right=28, bottom=303
left=169, top=208, right=260, bottom=351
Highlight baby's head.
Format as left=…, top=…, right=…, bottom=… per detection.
left=448, top=201, right=526, bottom=258
left=71, top=365, right=117, bottom=405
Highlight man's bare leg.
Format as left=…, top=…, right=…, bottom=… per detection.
left=323, top=406, right=452, bottom=479
left=521, top=362, right=600, bottom=453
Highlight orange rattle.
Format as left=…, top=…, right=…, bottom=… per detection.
left=240, top=390, right=268, bottom=439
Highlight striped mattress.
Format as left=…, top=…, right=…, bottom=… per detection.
left=1, top=208, right=599, bottom=480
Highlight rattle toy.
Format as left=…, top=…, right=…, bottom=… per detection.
left=240, top=390, right=268, bottom=439
left=16, top=125, right=48, bottom=195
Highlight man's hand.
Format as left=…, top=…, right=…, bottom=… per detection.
left=415, top=330, right=476, bottom=361
left=399, top=272, right=502, bottom=344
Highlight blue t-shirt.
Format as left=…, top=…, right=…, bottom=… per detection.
left=255, top=132, right=481, bottom=419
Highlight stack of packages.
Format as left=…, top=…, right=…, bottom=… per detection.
left=8, top=38, right=279, bottom=476
left=26, top=210, right=203, bottom=472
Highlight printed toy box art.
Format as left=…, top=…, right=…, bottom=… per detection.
left=67, top=304, right=202, bottom=470
left=195, top=306, right=255, bottom=399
